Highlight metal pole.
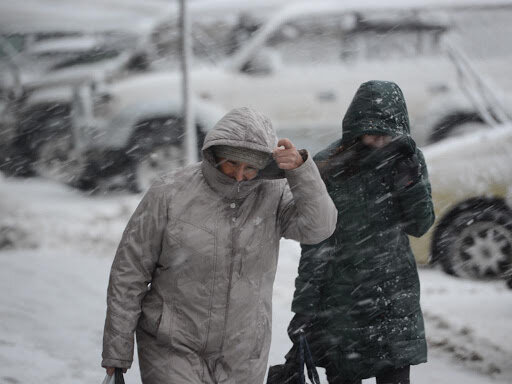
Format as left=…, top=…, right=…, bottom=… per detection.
left=179, top=0, right=197, bottom=164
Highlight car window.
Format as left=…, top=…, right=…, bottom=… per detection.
left=152, top=19, right=237, bottom=67
left=340, top=13, right=446, bottom=61
left=262, top=12, right=446, bottom=65
left=450, top=7, right=512, bottom=59
left=51, top=49, right=121, bottom=70
left=265, top=15, right=344, bottom=65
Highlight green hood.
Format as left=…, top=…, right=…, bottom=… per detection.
left=342, top=80, right=410, bottom=144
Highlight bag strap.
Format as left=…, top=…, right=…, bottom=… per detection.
left=297, top=331, right=320, bottom=384
left=302, top=333, right=320, bottom=384
left=298, top=334, right=306, bottom=384
left=114, top=368, right=125, bottom=384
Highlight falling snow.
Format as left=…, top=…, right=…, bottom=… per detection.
left=1, top=0, right=512, bottom=383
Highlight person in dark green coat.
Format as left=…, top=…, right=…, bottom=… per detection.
left=287, top=80, right=435, bottom=384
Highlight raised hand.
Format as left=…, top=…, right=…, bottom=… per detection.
left=273, top=138, right=304, bottom=170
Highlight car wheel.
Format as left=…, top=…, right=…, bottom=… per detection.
left=32, top=129, right=86, bottom=186
left=10, top=103, right=72, bottom=177
left=506, top=270, right=512, bottom=289
left=134, top=143, right=184, bottom=192
left=431, top=198, right=512, bottom=279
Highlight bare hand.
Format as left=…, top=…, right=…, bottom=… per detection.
left=106, top=367, right=127, bottom=376
left=273, top=138, right=304, bottom=170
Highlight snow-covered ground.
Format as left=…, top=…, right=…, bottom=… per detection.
left=0, top=175, right=511, bottom=383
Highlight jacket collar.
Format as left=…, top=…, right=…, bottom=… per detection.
left=201, top=158, right=262, bottom=201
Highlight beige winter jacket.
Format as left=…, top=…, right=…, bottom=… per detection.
left=102, top=107, right=337, bottom=383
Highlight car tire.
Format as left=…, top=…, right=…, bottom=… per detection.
left=32, top=127, right=87, bottom=186
left=133, top=143, right=184, bottom=192
left=125, top=116, right=205, bottom=193
left=431, top=197, right=512, bottom=279
left=11, top=103, right=72, bottom=177
left=506, top=271, right=512, bottom=289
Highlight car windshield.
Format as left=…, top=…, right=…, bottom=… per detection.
left=50, top=48, right=121, bottom=70
left=151, top=15, right=263, bottom=68
left=450, top=7, right=512, bottom=59
left=258, top=11, right=447, bottom=67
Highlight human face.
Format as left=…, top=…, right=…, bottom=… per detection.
left=216, top=157, right=259, bottom=181
left=361, top=134, right=393, bottom=149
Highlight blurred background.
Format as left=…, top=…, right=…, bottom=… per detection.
left=0, top=0, right=511, bottom=383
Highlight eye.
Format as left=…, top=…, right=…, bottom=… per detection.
left=245, top=166, right=259, bottom=174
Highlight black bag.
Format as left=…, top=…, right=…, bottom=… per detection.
left=101, top=368, right=125, bottom=384
left=115, top=368, right=125, bottom=384
left=267, top=331, right=320, bottom=384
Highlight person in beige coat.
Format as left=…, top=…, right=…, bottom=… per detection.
left=101, top=107, right=337, bottom=384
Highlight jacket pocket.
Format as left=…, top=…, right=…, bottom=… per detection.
left=156, top=301, right=175, bottom=346
left=250, top=303, right=268, bottom=359
left=139, top=292, right=163, bottom=336
left=165, top=218, right=215, bottom=284
left=166, top=217, right=215, bottom=256
left=239, top=215, right=277, bottom=280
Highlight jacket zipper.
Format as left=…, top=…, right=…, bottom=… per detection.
left=219, top=203, right=237, bottom=352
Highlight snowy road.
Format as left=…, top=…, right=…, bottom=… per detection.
left=1, top=177, right=511, bottom=383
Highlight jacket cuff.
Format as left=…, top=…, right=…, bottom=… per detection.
left=102, top=321, right=135, bottom=369
left=101, top=357, right=132, bottom=369
left=285, top=149, right=310, bottom=174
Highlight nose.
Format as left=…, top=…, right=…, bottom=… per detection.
left=234, top=167, right=244, bottom=182
left=376, top=137, right=385, bottom=147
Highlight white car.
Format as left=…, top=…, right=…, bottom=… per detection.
left=154, top=1, right=512, bottom=149
left=0, top=30, right=157, bottom=178
left=410, top=123, right=512, bottom=286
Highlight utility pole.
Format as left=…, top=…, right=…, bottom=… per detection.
left=179, top=0, right=197, bottom=164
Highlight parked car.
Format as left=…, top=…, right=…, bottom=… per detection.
left=68, top=78, right=225, bottom=191
left=408, top=124, right=512, bottom=285
left=415, top=6, right=512, bottom=144
left=20, top=79, right=225, bottom=192
left=0, top=31, right=155, bottom=177
left=188, top=1, right=512, bottom=145
left=189, top=2, right=453, bottom=146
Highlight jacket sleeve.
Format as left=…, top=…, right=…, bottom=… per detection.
left=396, top=149, right=435, bottom=237
left=277, top=152, right=337, bottom=244
left=291, top=240, right=332, bottom=315
left=102, top=179, right=168, bottom=369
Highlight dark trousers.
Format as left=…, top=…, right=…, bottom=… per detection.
left=326, top=365, right=410, bottom=384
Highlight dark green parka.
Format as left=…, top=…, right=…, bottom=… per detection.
left=291, top=81, right=435, bottom=380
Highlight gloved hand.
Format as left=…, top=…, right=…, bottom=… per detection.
left=393, top=153, right=422, bottom=191
left=387, top=135, right=416, bottom=157
left=287, top=313, right=315, bottom=343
